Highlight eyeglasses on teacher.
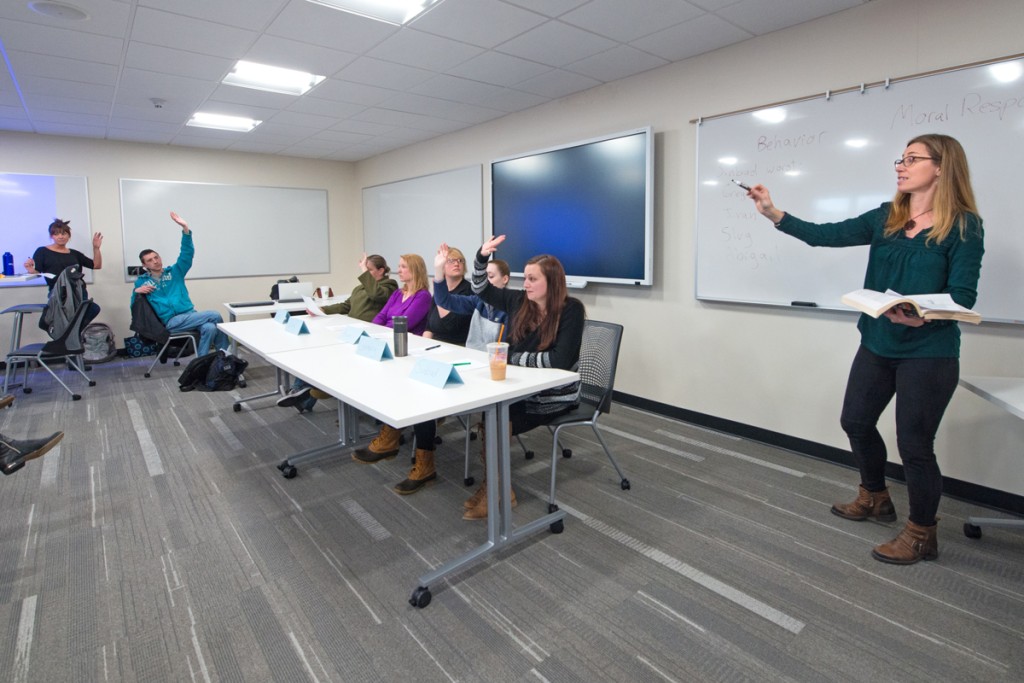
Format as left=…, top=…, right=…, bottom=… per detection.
left=894, top=155, right=936, bottom=168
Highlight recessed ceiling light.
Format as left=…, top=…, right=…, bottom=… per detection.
left=28, top=1, right=89, bottom=21
left=305, top=0, right=444, bottom=25
left=223, top=60, right=326, bottom=96
left=186, top=113, right=261, bottom=133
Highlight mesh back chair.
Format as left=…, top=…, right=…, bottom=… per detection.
left=3, top=298, right=96, bottom=400
left=543, top=320, right=629, bottom=508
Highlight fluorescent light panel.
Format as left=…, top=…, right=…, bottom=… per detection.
left=186, top=112, right=261, bottom=132
left=223, top=60, right=325, bottom=96
left=304, top=0, right=443, bottom=25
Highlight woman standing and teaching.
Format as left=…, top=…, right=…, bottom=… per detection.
left=745, top=133, right=984, bottom=565
left=24, top=218, right=103, bottom=326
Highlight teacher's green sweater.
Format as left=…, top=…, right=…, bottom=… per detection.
left=776, top=203, right=984, bottom=359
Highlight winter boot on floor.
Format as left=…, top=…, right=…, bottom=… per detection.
left=831, top=485, right=897, bottom=523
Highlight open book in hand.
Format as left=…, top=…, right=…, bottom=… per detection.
left=841, top=289, right=981, bottom=324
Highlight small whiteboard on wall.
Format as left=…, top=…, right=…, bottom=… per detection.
left=120, top=179, right=329, bottom=281
left=695, top=55, right=1024, bottom=323
left=362, top=166, right=482, bottom=274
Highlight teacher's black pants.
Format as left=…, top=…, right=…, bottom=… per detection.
left=839, top=345, right=959, bottom=526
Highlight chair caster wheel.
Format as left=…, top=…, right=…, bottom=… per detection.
left=434, top=435, right=442, bottom=445
left=562, top=448, right=572, bottom=458
left=469, top=432, right=477, bottom=441
left=144, top=373, right=151, bottom=378
left=620, top=479, right=631, bottom=490
left=23, top=388, right=32, bottom=394
left=548, top=503, right=559, bottom=514
left=399, top=435, right=407, bottom=445
left=524, top=450, right=534, bottom=460
left=409, top=586, right=432, bottom=608
left=464, top=476, right=475, bottom=486
left=550, top=520, right=564, bottom=534
left=88, top=380, right=96, bottom=387
left=72, top=394, right=82, bottom=401
left=964, top=523, right=982, bottom=539
left=173, top=361, right=181, bottom=367
left=281, top=465, right=297, bottom=479
left=84, top=365, right=93, bottom=371
left=233, top=404, right=242, bottom=412
left=238, top=380, right=247, bottom=388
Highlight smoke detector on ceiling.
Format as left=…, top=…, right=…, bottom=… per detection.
left=28, top=2, right=89, bottom=21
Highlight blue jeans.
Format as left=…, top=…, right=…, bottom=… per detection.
left=839, top=345, right=959, bottom=526
left=165, top=310, right=229, bottom=356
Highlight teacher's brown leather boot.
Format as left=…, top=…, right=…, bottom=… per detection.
left=871, top=520, right=938, bottom=564
left=831, top=485, right=897, bottom=523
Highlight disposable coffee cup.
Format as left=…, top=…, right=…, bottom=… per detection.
left=487, top=342, right=508, bottom=381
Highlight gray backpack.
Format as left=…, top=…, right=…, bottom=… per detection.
left=81, top=323, right=117, bottom=363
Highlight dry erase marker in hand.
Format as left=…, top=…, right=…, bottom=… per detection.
left=731, top=179, right=751, bottom=191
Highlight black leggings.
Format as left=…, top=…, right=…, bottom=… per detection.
left=839, top=345, right=959, bottom=525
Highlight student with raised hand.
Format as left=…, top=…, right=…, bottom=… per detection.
left=24, top=218, right=103, bottom=327
left=131, top=211, right=229, bottom=356
left=278, top=253, right=397, bottom=411
left=422, top=245, right=473, bottom=346
left=744, top=133, right=984, bottom=565
left=350, top=254, right=432, bottom=464
left=378, top=245, right=514, bottom=497
left=458, top=234, right=585, bottom=520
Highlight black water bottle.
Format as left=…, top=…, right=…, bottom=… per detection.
left=393, top=316, right=408, bottom=357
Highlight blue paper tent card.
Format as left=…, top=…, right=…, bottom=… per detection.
left=410, top=358, right=464, bottom=388
left=338, top=326, right=370, bottom=344
left=356, top=336, right=393, bottom=361
left=284, top=317, right=309, bottom=335
left=274, top=310, right=291, bottom=324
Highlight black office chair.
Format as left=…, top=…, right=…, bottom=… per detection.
left=542, top=320, right=630, bottom=508
left=131, top=295, right=200, bottom=378
left=144, top=333, right=199, bottom=378
left=3, top=298, right=96, bottom=400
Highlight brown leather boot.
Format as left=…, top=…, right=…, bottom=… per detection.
left=463, top=486, right=516, bottom=520
left=0, top=394, right=13, bottom=410
left=352, top=424, right=401, bottom=463
left=871, top=520, right=938, bottom=564
left=393, top=449, right=437, bottom=495
left=831, top=485, right=897, bottom=522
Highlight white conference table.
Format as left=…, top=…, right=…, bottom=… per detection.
left=957, top=376, right=1024, bottom=538
left=218, top=315, right=579, bottom=607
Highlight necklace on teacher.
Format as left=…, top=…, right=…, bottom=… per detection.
left=903, top=208, right=932, bottom=232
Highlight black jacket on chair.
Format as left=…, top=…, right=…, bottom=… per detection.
left=130, top=295, right=169, bottom=345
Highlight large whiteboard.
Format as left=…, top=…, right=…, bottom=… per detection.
left=120, top=179, right=329, bottom=280
left=696, top=56, right=1024, bottom=323
left=362, top=166, right=482, bottom=273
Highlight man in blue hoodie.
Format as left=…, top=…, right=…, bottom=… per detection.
left=131, top=211, right=228, bottom=356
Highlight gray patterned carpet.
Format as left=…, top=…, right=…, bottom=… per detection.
left=1, top=355, right=1022, bottom=682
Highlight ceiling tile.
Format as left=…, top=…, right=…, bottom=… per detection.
left=6, top=51, right=118, bottom=86
left=0, top=19, right=125, bottom=64
left=513, top=68, right=600, bottom=99
left=498, top=0, right=589, bottom=18
left=495, top=21, right=617, bottom=68
left=335, top=57, right=438, bottom=91
left=716, top=0, right=864, bottom=36
left=0, top=1, right=131, bottom=38
left=129, top=7, right=258, bottom=58
left=137, top=0, right=290, bottom=32
left=561, top=0, right=705, bottom=42
left=565, top=45, right=669, bottom=82
left=410, top=0, right=547, bottom=49
left=307, top=80, right=397, bottom=106
left=243, top=34, right=357, bottom=77
left=124, top=42, right=234, bottom=81
left=631, top=13, right=753, bottom=61
left=368, top=28, right=483, bottom=71
left=19, top=75, right=115, bottom=104
left=446, top=51, right=551, bottom=87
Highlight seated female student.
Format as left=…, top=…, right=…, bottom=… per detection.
left=350, top=254, right=431, bottom=460
left=278, top=253, right=397, bottom=411
left=379, top=245, right=513, bottom=497
left=422, top=246, right=473, bottom=346
left=371, top=236, right=584, bottom=516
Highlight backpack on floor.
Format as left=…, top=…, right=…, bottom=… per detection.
left=81, top=323, right=117, bottom=363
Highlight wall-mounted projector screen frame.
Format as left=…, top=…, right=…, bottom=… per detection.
left=491, top=127, right=654, bottom=287
left=120, top=179, right=329, bottom=281
left=695, top=55, right=1024, bottom=323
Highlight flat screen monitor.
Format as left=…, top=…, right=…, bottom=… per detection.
left=490, top=127, right=653, bottom=287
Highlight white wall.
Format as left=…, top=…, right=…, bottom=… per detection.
left=351, top=0, right=1024, bottom=497
left=0, top=132, right=358, bottom=350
